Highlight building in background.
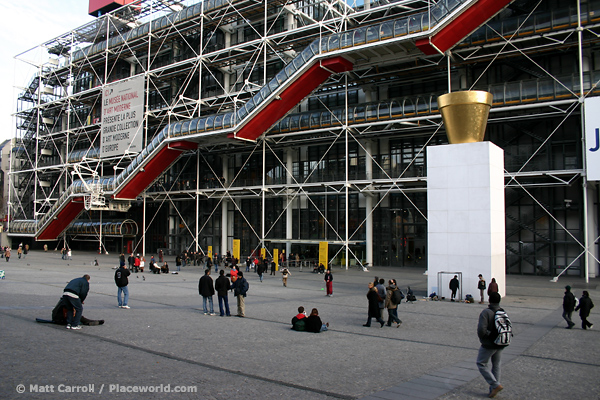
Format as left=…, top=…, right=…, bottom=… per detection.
left=7, top=0, right=599, bottom=279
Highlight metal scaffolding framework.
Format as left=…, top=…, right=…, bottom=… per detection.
left=8, top=0, right=600, bottom=278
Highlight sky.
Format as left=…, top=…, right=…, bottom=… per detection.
left=0, top=1, right=95, bottom=144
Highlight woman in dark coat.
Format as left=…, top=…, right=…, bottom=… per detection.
left=575, top=290, right=594, bottom=330
left=364, top=282, right=385, bottom=327
left=487, top=278, right=499, bottom=298
left=305, top=308, right=328, bottom=332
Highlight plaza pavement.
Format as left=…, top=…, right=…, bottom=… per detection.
left=0, top=250, right=598, bottom=400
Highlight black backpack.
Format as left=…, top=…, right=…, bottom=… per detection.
left=391, top=289, right=404, bottom=305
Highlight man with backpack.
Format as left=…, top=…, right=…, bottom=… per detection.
left=385, top=279, right=403, bottom=327
left=476, top=291, right=512, bottom=398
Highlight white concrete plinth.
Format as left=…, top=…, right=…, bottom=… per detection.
left=427, top=142, right=505, bottom=299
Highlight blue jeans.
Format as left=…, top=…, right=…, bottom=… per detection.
left=218, top=295, right=230, bottom=316
left=202, top=296, right=214, bottom=313
left=477, top=346, right=503, bottom=391
left=259, top=273, right=263, bottom=282
left=117, top=286, right=129, bottom=307
left=63, top=295, right=83, bottom=327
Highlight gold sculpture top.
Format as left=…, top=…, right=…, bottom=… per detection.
left=437, top=91, right=493, bottom=144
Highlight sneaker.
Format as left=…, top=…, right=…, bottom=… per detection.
left=70, top=325, right=82, bottom=330
left=488, top=384, right=503, bottom=398
left=590, top=324, right=594, bottom=329
left=362, top=324, right=370, bottom=327
left=203, top=312, right=208, bottom=315
left=66, top=324, right=71, bottom=329
left=122, top=305, right=130, bottom=309
left=118, top=305, right=123, bottom=308
left=209, top=313, right=216, bottom=316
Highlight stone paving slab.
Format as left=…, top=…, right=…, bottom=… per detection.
left=0, top=250, right=598, bottom=399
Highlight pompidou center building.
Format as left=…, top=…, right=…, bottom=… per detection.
left=8, top=0, right=600, bottom=278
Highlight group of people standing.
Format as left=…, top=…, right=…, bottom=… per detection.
left=364, top=277, right=403, bottom=328
left=60, top=247, right=72, bottom=260
left=198, top=268, right=249, bottom=317
left=477, top=274, right=499, bottom=304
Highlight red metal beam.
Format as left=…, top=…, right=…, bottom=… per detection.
left=36, top=198, right=85, bottom=241
left=113, top=141, right=196, bottom=200
left=231, top=56, right=353, bottom=141
left=416, top=0, right=513, bottom=55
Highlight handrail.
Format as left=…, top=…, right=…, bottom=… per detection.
left=11, top=0, right=485, bottom=237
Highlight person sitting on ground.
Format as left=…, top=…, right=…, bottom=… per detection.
left=406, top=286, right=416, bottom=302
left=161, top=262, right=169, bottom=274
left=36, top=297, right=105, bottom=326
left=313, top=263, right=325, bottom=274
left=292, top=306, right=307, bottom=326
left=305, top=308, right=329, bottom=333
left=150, top=261, right=160, bottom=274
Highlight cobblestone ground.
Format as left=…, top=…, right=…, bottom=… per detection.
left=0, top=250, right=598, bottom=399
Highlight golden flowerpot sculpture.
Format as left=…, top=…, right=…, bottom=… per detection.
left=437, top=90, right=493, bottom=144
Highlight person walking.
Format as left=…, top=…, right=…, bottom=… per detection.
left=215, top=270, right=231, bottom=317
left=281, top=266, right=290, bottom=287
left=232, top=271, right=249, bottom=317
left=449, top=275, right=459, bottom=301
left=385, top=279, right=402, bottom=327
left=270, top=258, right=276, bottom=276
left=324, top=268, right=333, bottom=296
left=114, top=263, right=131, bottom=309
left=562, top=285, right=576, bottom=329
left=4, top=247, right=10, bottom=262
left=62, top=275, right=91, bottom=330
left=478, top=274, right=487, bottom=304
left=575, top=290, right=594, bottom=330
left=198, top=269, right=216, bottom=315
left=17, top=245, right=22, bottom=259
left=376, top=278, right=386, bottom=317
left=363, top=282, right=385, bottom=327
left=476, top=292, right=505, bottom=398
left=256, top=260, right=265, bottom=282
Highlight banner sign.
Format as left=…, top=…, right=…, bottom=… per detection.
left=319, top=241, right=328, bottom=269
left=584, top=96, right=600, bottom=181
left=233, top=239, right=240, bottom=262
left=101, top=75, right=144, bottom=158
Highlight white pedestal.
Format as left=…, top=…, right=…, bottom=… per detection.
left=427, top=142, right=505, bottom=299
